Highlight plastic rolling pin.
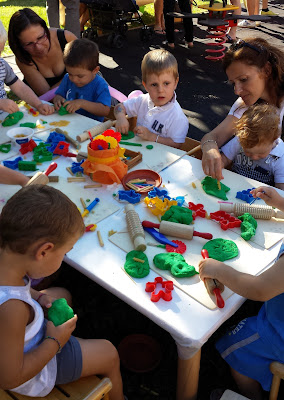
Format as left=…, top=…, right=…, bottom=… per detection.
left=220, top=202, right=284, bottom=220
left=125, top=204, right=146, bottom=252
left=142, top=220, right=212, bottom=240
left=25, top=162, right=57, bottom=186
left=201, top=249, right=225, bottom=309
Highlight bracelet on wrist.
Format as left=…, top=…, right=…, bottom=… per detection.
left=44, top=336, right=62, bottom=354
left=201, top=139, right=218, bottom=151
left=36, top=292, right=46, bottom=302
left=155, top=135, right=159, bottom=143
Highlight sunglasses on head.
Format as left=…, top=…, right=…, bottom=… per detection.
left=230, top=39, right=261, bottom=54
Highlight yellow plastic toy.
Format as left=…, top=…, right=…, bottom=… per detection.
left=144, top=196, right=177, bottom=216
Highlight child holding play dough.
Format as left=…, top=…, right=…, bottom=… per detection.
left=114, top=49, right=189, bottom=148
left=220, top=103, right=284, bottom=190
left=0, top=185, right=125, bottom=400
left=0, top=20, right=53, bottom=115
left=53, top=38, right=111, bottom=122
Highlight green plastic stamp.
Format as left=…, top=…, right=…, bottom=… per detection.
left=154, top=253, right=198, bottom=278
left=201, top=176, right=230, bottom=200
left=124, top=250, right=150, bottom=278
left=202, top=238, right=238, bottom=262
left=20, top=122, right=37, bottom=128
left=48, top=298, right=74, bottom=326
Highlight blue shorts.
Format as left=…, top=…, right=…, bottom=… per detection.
left=56, top=336, right=82, bottom=384
left=216, top=317, right=276, bottom=391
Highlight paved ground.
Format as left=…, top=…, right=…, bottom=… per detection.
left=3, top=2, right=284, bottom=398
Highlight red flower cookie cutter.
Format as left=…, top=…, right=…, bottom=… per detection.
left=145, top=277, right=174, bottom=302
left=210, top=210, right=241, bottom=230
left=188, top=202, right=207, bottom=219
left=166, top=240, right=187, bottom=254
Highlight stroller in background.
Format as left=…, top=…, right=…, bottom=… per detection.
left=81, top=0, right=153, bottom=48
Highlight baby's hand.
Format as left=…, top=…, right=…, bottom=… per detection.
left=199, top=258, right=225, bottom=282
left=46, top=315, right=78, bottom=348
left=115, top=117, right=129, bottom=134
left=36, top=103, right=54, bottom=115
left=250, top=187, right=284, bottom=209
left=64, top=99, right=82, bottom=113
left=0, top=98, right=19, bottom=114
left=53, top=95, right=65, bottom=111
left=134, top=126, right=156, bottom=141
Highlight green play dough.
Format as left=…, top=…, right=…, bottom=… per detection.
left=58, top=105, right=69, bottom=115
left=146, top=145, right=153, bottom=149
left=238, top=213, right=257, bottom=241
left=2, top=111, right=24, bottom=126
left=201, top=176, right=230, bottom=200
left=124, top=250, right=150, bottom=278
left=121, top=131, right=135, bottom=140
left=48, top=298, right=74, bottom=327
left=202, top=238, right=238, bottom=262
left=161, top=205, right=193, bottom=225
left=153, top=253, right=198, bottom=278
left=20, top=122, right=36, bottom=128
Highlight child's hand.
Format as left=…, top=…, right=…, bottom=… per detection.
left=64, top=99, right=82, bottom=113
left=251, top=186, right=284, bottom=209
left=53, top=95, right=65, bottom=111
left=0, top=98, right=19, bottom=114
left=115, top=117, right=129, bottom=134
left=199, top=258, right=225, bottom=282
left=134, top=126, right=156, bottom=141
left=46, top=315, right=78, bottom=348
left=36, top=103, right=54, bottom=115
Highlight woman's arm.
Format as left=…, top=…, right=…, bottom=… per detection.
left=201, top=115, right=238, bottom=181
left=0, top=165, right=29, bottom=186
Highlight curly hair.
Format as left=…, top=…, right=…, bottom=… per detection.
left=236, top=103, right=280, bottom=149
left=223, top=38, right=284, bottom=107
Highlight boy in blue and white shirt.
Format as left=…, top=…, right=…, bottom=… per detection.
left=221, top=103, right=284, bottom=190
left=53, top=39, right=111, bottom=122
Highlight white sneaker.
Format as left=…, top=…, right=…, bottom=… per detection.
left=255, top=21, right=261, bottom=27
left=238, top=19, right=254, bottom=28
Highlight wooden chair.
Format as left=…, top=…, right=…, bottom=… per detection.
left=1, top=375, right=112, bottom=400
left=180, top=137, right=202, bottom=160
left=269, top=361, right=284, bottom=400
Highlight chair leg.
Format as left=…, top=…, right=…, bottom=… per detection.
left=269, top=375, right=280, bottom=400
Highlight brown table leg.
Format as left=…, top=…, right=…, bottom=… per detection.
left=176, top=348, right=201, bottom=400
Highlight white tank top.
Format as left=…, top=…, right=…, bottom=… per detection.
left=0, top=277, right=57, bottom=396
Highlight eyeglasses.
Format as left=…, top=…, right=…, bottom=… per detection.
left=22, top=32, right=48, bottom=49
left=230, top=39, right=261, bottom=54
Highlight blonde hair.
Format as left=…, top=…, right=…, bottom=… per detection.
left=236, top=103, right=280, bottom=149
left=0, top=20, right=7, bottom=45
left=141, top=49, right=178, bottom=82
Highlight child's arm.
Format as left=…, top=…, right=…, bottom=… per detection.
left=199, top=255, right=284, bottom=302
left=9, top=80, right=54, bottom=116
left=0, top=165, right=30, bottom=186
left=63, top=99, right=110, bottom=118
left=0, top=98, right=19, bottom=114
left=134, top=125, right=182, bottom=148
left=220, top=152, right=232, bottom=169
left=0, top=299, right=77, bottom=390
left=114, top=103, right=129, bottom=134
left=250, top=187, right=284, bottom=211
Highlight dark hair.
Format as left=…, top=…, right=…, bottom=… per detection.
left=223, top=38, right=284, bottom=107
left=0, top=185, right=85, bottom=254
left=8, top=8, right=50, bottom=65
left=63, top=39, right=99, bottom=70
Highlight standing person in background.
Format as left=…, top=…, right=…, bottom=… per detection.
left=238, top=0, right=259, bottom=28
left=154, top=0, right=165, bottom=34
left=46, top=0, right=80, bottom=38
left=261, top=0, right=278, bottom=15
left=227, top=0, right=242, bottom=42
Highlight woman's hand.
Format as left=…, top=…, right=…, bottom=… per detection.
left=36, top=103, right=54, bottom=115
left=46, top=315, right=78, bottom=348
left=0, top=99, right=19, bottom=114
left=202, top=144, right=224, bottom=181
left=134, top=126, right=155, bottom=141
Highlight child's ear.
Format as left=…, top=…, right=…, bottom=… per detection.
left=142, top=81, right=147, bottom=90
left=35, top=242, right=55, bottom=261
left=174, top=76, right=179, bottom=89
left=93, top=66, right=100, bottom=74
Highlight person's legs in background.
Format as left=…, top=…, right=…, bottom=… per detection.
left=178, top=0, right=193, bottom=47
left=61, top=0, right=81, bottom=37
left=46, top=0, right=60, bottom=28
left=228, top=0, right=241, bottom=41
left=238, top=0, right=259, bottom=28
left=154, top=0, right=165, bottom=33
left=261, top=0, right=278, bottom=15
left=164, top=0, right=176, bottom=48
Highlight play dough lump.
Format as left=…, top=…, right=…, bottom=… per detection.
left=2, top=111, right=24, bottom=126
left=238, top=213, right=257, bottom=241
left=201, top=176, right=230, bottom=200
left=202, top=238, right=238, bottom=262
left=153, top=253, right=198, bottom=278
left=124, top=250, right=150, bottom=278
left=161, top=205, right=193, bottom=225
left=47, top=298, right=74, bottom=326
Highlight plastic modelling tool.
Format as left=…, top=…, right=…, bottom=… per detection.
left=145, top=277, right=174, bottom=302
left=25, top=162, right=58, bottom=186
left=143, top=227, right=178, bottom=247
left=249, top=191, right=265, bottom=205
left=125, top=204, right=146, bottom=252
left=142, top=220, right=212, bottom=240
left=201, top=249, right=225, bottom=309
left=81, top=197, right=100, bottom=218
left=220, top=202, right=284, bottom=220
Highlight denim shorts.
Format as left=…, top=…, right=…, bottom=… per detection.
left=55, top=335, right=82, bottom=384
